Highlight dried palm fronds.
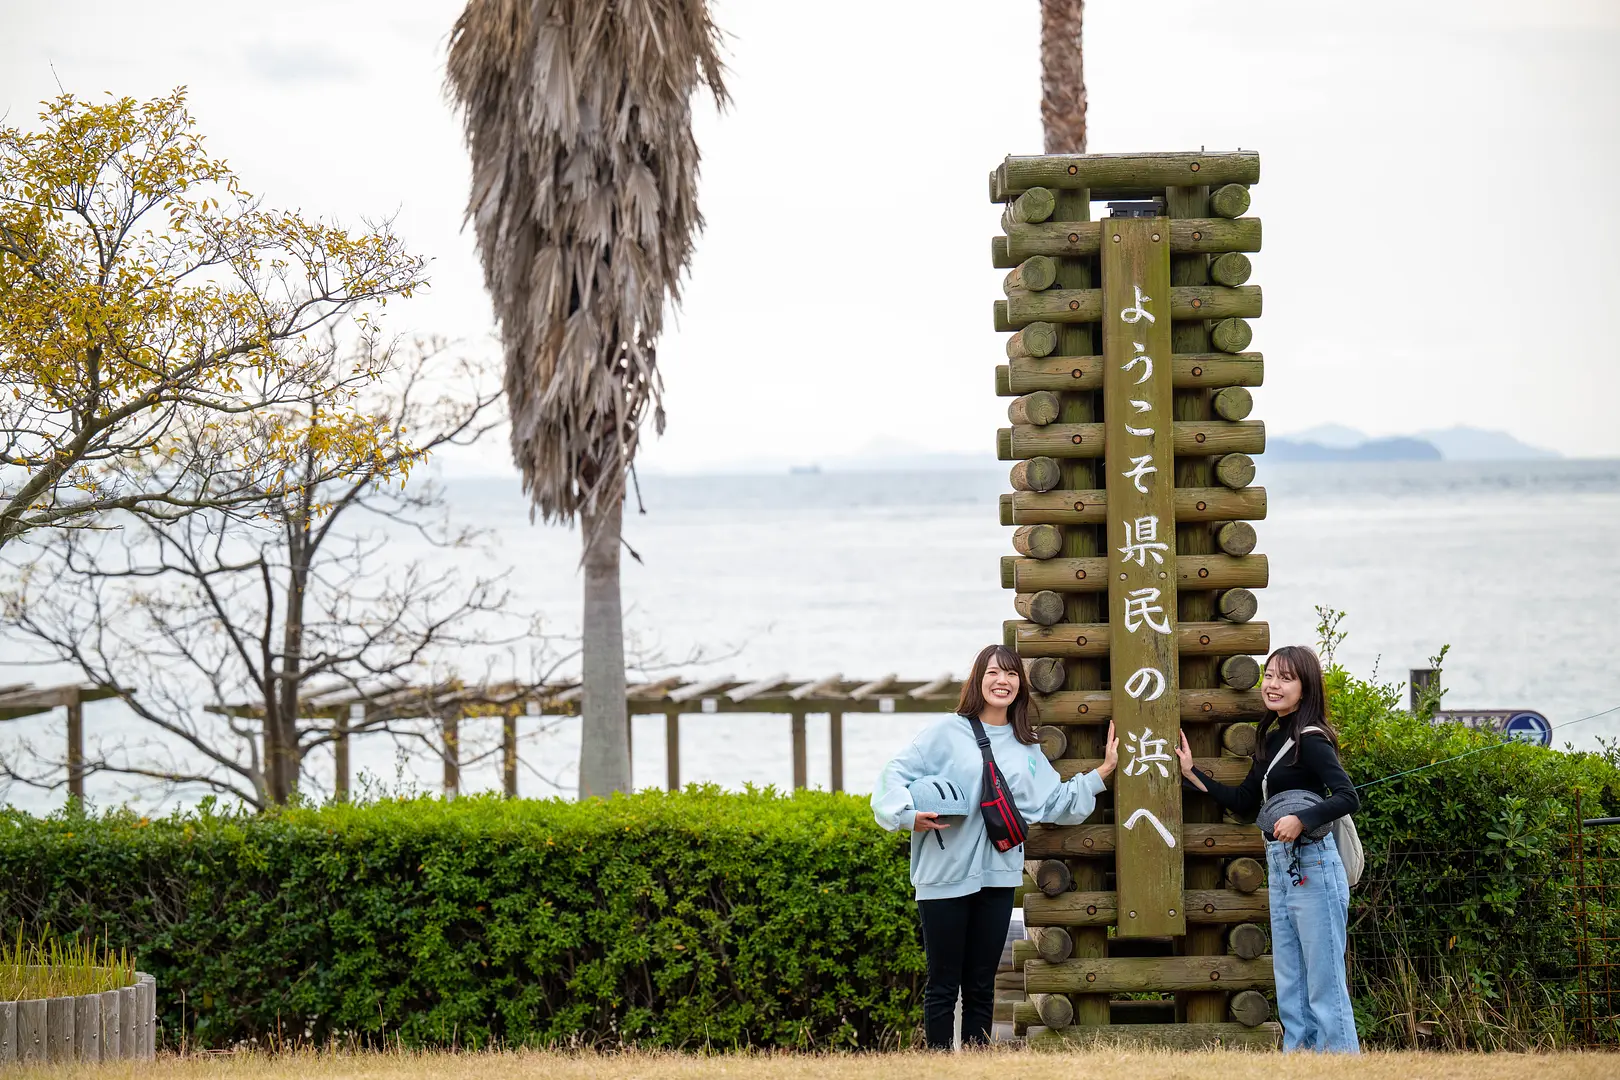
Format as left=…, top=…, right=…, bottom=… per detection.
left=446, top=0, right=728, bottom=522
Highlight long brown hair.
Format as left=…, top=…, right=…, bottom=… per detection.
left=956, top=644, right=1040, bottom=745
left=1253, top=644, right=1339, bottom=766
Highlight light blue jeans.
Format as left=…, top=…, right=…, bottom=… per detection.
left=1265, top=833, right=1360, bottom=1053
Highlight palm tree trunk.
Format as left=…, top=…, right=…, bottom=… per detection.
left=1040, top=0, right=1087, bottom=154
left=579, top=497, right=632, bottom=798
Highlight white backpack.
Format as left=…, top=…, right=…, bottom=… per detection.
left=1261, top=726, right=1364, bottom=887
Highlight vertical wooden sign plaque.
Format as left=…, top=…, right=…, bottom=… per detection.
left=1102, top=217, right=1185, bottom=938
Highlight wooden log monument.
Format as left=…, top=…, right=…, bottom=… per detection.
left=990, top=151, right=1278, bottom=1049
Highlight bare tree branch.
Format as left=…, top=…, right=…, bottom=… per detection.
left=0, top=339, right=561, bottom=808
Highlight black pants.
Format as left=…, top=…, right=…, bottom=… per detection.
left=917, top=886, right=1014, bottom=1049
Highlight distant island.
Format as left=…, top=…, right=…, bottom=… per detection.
left=603, top=426, right=1567, bottom=477
left=1270, top=425, right=1559, bottom=463
left=1268, top=435, right=1441, bottom=463
left=794, top=425, right=1562, bottom=472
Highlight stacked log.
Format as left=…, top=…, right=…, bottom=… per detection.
left=991, top=151, right=1278, bottom=1049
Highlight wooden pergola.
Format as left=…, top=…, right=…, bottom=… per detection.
left=213, top=673, right=962, bottom=798
left=0, top=682, right=123, bottom=798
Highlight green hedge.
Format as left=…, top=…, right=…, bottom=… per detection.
left=3, top=656, right=1619, bottom=1050
left=0, top=788, right=924, bottom=1049
left=1326, top=660, right=1620, bottom=1047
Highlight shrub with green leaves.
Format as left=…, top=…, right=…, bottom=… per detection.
left=0, top=787, right=924, bottom=1049
left=3, top=616, right=1619, bottom=1051
left=1319, top=612, right=1620, bottom=1047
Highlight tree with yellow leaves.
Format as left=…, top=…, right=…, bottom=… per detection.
left=0, top=90, right=428, bottom=548
left=1, top=338, right=553, bottom=808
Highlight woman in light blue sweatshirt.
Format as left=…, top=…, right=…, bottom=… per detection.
left=872, top=644, right=1117, bottom=1049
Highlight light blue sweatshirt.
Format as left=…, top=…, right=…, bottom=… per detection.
left=871, top=714, right=1107, bottom=900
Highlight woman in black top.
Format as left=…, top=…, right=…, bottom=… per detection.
left=1173, top=645, right=1361, bottom=1053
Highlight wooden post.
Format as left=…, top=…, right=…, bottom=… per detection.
left=665, top=710, right=681, bottom=791
left=334, top=704, right=354, bottom=802
left=1168, top=181, right=1233, bottom=1025
left=441, top=712, right=459, bottom=799
left=1011, top=457, right=1064, bottom=492
left=503, top=714, right=519, bottom=798
left=65, top=693, right=84, bottom=800
left=17, top=999, right=43, bottom=1063
left=74, top=992, right=100, bottom=1061
left=829, top=711, right=844, bottom=792
left=1034, top=925, right=1074, bottom=963
left=996, top=151, right=1259, bottom=194
left=1003, top=283, right=1260, bottom=328
left=1005, top=186, right=1057, bottom=225
left=1410, top=667, right=1440, bottom=711
left=1013, top=523, right=1065, bottom=559
left=1221, top=722, right=1258, bottom=757
left=1224, top=857, right=1265, bottom=893
left=116, top=987, right=134, bottom=1058
left=1230, top=989, right=1271, bottom=1027
left=1046, top=185, right=1111, bottom=1028
left=1102, top=214, right=1185, bottom=939
left=1228, top=922, right=1268, bottom=960
left=44, top=998, right=71, bottom=1063
left=97, top=991, right=117, bottom=1060
left=1037, top=723, right=1069, bottom=760
left=999, top=218, right=1262, bottom=265
left=1008, top=391, right=1062, bottom=426
left=790, top=710, right=808, bottom=790
left=1032, top=992, right=1074, bottom=1029
left=138, top=979, right=153, bottom=1057
left=1035, top=858, right=1073, bottom=896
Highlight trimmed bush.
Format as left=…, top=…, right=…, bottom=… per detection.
left=2, top=651, right=1618, bottom=1050
left=0, top=787, right=924, bottom=1049
left=1327, top=660, right=1620, bottom=1047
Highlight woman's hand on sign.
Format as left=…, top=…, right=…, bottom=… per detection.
left=1097, top=721, right=1119, bottom=779
left=912, top=811, right=949, bottom=833
left=1176, top=731, right=1208, bottom=791
left=1271, top=814, right=1305, bottom=843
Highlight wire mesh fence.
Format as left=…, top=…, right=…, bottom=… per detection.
left=1571, top=796, right=1620, bottom=1046
left=1346, top=843, right=1578, bottom=1049
left=1340, top=808, right=1620, bottom=1048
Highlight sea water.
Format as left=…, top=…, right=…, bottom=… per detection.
left=5, top=459, right=1618, bottom=809
left=432, top=457, right=1620, bottom=799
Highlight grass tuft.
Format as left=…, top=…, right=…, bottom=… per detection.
left=0, top=923, right=136, bottom=1000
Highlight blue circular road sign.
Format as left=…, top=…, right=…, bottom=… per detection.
left=1503, top=711, right=1552, bottom=747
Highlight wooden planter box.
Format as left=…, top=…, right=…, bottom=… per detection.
left=0, top=971, right=156, bottom=1063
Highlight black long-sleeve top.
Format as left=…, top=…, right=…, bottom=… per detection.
left=1188, top=723, right=1360, bottom=834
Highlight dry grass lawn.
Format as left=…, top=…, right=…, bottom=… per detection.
left=9, top=1049, right=1615, bottom=1080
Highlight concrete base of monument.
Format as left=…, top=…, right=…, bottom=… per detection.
left=1026, top=1021, right=1283, bottom=1051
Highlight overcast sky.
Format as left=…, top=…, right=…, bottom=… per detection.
left=4, top=0, right=1618, bottom=473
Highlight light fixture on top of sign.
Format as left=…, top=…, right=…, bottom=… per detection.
left=1106, top=197, right=1164, bottom=219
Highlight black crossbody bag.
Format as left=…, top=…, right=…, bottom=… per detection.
left=967, top=715, right=1029, bottom=852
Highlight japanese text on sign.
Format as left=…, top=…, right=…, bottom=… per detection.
left=1102, top=219, right=1183, bottom=936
